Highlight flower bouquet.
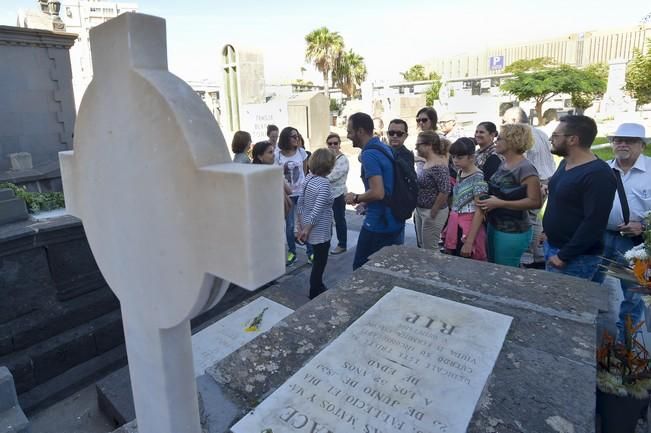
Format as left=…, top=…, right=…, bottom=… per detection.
left=596, top=318, right=651, bottom=432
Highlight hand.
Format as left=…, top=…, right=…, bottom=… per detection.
left=430, top=208, right=439, bottom=219
left=617, top=221, right=644, bottom=237
left=476, top=195, right=503, bottom=212
left=345, top=192, right=356, bottom=205
left=548, top=255, right=565, bottom=269
left=538, top=232, right=547, bottom=247
left=297, top=227, right=311, bottom=243
left=460, top=241, right=473, bottom=258
left=355, top=203, right=367, bottom=215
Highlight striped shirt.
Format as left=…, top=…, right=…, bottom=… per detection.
left=297, top=174, right=333, bottom=244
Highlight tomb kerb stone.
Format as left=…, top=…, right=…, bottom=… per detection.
left=58, top=12, right=284, bottom=433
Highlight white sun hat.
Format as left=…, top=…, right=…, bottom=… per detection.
left=607, top=123, right=650, bottom=144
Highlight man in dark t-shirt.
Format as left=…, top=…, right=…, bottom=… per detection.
left=543, top=115, right=616, bottom=280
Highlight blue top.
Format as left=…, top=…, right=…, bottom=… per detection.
left=542, top=158, right=616, bottom=261
left=361, top=138, right=404, bottom=233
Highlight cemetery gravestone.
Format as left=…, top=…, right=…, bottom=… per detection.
left=232, top=287, right=511, bottom=433
left=58, top=12, right=284, bottom=433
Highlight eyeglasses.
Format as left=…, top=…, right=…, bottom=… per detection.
left=327, top=141, right=340, bottom=146
left=438, top=120, right=453, bottom=125
left=416, top=118, right=429, bottom=124
left=415, top=142, right=428, bottom=146
left=611, top=137, right=642, bottom=145
left=387, top=131, right=405, bottom=137
left=550, top=133, right=572, bottom=139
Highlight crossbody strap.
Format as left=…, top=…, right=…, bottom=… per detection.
left=612, top=168, right=630, bottom=224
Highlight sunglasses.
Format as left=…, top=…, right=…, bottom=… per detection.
left=387, top=131, right=405, bottom=137
left=416, top=118, right=429, bottom=124
left=327, top=141, right=340, bottom=146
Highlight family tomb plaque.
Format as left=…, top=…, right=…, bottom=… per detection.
left=192, top=296, right=293, bottom=376
left=231, top=287, right=512, bottom=433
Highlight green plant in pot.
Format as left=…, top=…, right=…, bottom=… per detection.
left=596, top=318, right=651, bottom=433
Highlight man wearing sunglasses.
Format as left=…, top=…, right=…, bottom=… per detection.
left=387, top=119, right=413, bottom=166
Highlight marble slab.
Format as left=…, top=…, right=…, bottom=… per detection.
left=193, top=296, right=293, bottom=376
left=231, top=287, right=512, bottom=433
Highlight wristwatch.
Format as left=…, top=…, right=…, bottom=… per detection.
left=353, top=194, right=360, bottom=204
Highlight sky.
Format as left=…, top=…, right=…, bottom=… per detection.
left=2, top=0, right=650, bottom=86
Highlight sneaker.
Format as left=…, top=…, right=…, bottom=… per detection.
left=330, top=246, right=347, bottom=255
left=286, top=252, right=296, bottom=266
left=307, top=254, right=314, bottom=265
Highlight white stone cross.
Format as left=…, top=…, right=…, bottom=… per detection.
left=59, top=12, right=285, bottom=433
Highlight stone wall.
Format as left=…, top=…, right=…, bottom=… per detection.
left=0, top=25, right=77, bottom=190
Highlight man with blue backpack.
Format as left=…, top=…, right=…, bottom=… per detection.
left=345, top=112, right=417, bottom=270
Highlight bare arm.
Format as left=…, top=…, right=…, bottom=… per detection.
left=477, top=176, right=542, bottom=211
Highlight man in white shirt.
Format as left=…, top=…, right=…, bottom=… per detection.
left=593, top=123, right=651, bottom=341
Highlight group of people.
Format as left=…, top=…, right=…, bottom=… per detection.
left=231, top=110, right=651, bottom=341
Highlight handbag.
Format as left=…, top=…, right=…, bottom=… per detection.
left=487, top=182, right=527, bottom=221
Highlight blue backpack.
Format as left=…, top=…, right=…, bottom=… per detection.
left=364, top=143, right=418, bottom=221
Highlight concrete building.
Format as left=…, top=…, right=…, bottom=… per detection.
left=18, top=1, right=139, bottom=107
left=425, top=24, right=651, bottom=80
left=187, top=80, right=221, bottom=123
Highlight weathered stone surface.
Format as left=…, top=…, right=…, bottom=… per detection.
left=114, top=246, right=603, bottom=433
left=0, top=367, right=29, bottom=433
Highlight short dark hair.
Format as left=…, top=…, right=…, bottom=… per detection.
left=388, top=119, right=408, bottom=133
left=277, top=127, right=298, bottom=151
left=266, top=124, right=278, bottom=136
left=417, top=131, right=448, bottom=155
left=231, top=131, right=251, bottom=154
left=349, top=112, right=374, bottom=135
left=416, top=107, right=438, bottom=130
left=559, top=115, right=598, bottom=148
left=251, top=141, right=273, bottom=164
left=326, top=133, right=340, bottom=143
left=477, top=121, right=497, bottom=135
left=449, top=137, right=476, bottom=156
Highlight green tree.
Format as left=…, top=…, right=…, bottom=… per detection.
left=305, top=27, right=344, bottom=99
left=504, top=57, right=555, bottom=73
left=332, top=49, right=367, bottom=98
left=401, top=64, right=440, bottom=82
left=425, top=72, right=443, bottom=105
left=501, top=62, right=607, bottom=122
left=568, top=63, right=607, bottom=113
left=625, top=41, right=651, bottom=107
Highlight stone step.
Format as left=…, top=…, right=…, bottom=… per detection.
left=0, top=197, right=28, bottom=225
left=0, top=367, right=29, bottom=433
left=0, top=189, right=15, bottom=201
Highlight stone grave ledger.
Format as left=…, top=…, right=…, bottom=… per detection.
left=232, top=287, right=512, bottom=433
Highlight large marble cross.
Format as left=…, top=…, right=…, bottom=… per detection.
left=59, top=13, right=285, bottom=433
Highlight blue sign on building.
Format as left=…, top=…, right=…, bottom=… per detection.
left=489, top=56, right=505, bottom=71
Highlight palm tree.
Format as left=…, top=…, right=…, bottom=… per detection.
left=333, top=50, right=367, bottom=98
left=304, top=27, right=344, bottom=98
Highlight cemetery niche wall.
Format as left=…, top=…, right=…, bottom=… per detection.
left=0, top=24, right=76, bottom=192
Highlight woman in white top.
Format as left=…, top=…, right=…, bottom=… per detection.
left=275, top=127, right=309, bottom=266
left=325, top=133, right=349, bottom=255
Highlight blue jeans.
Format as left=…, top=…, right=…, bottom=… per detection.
left=332, top=194, right=347, bottom=249
left=286, top=196, right=312, bottom=256
left=353, top=227, right=403, bottom=270
left=593, top=231, right=643, bottom=338
left=544, top=241, right=601, bottom=280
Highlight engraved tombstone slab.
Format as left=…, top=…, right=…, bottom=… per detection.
left=232, top=287, right=512, bottom=433
left=58, top=12, right=284, bottom=433
left=192, top=296, right=293, bottom=376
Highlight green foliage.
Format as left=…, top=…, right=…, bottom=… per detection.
left=504, top=57, right=554, bottom=73
left=0, top=182, right=65, bottom=213
left=329, top=98, right=341, bottom=113
left=304, top=27, right=344, bottom=98
left=332, top=50, right=367, bottom=98
left=425, top=81, right=442, bottom=105
left=501, top=63, right=607, bottom=120
left=625, top=41, right=651, bottom=107
left=400, top=64, right=440, bottom=82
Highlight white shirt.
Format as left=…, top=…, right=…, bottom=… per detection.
left=525, top=127, right=556, bottom=181
left=607, top=154, right=651, bottom=230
